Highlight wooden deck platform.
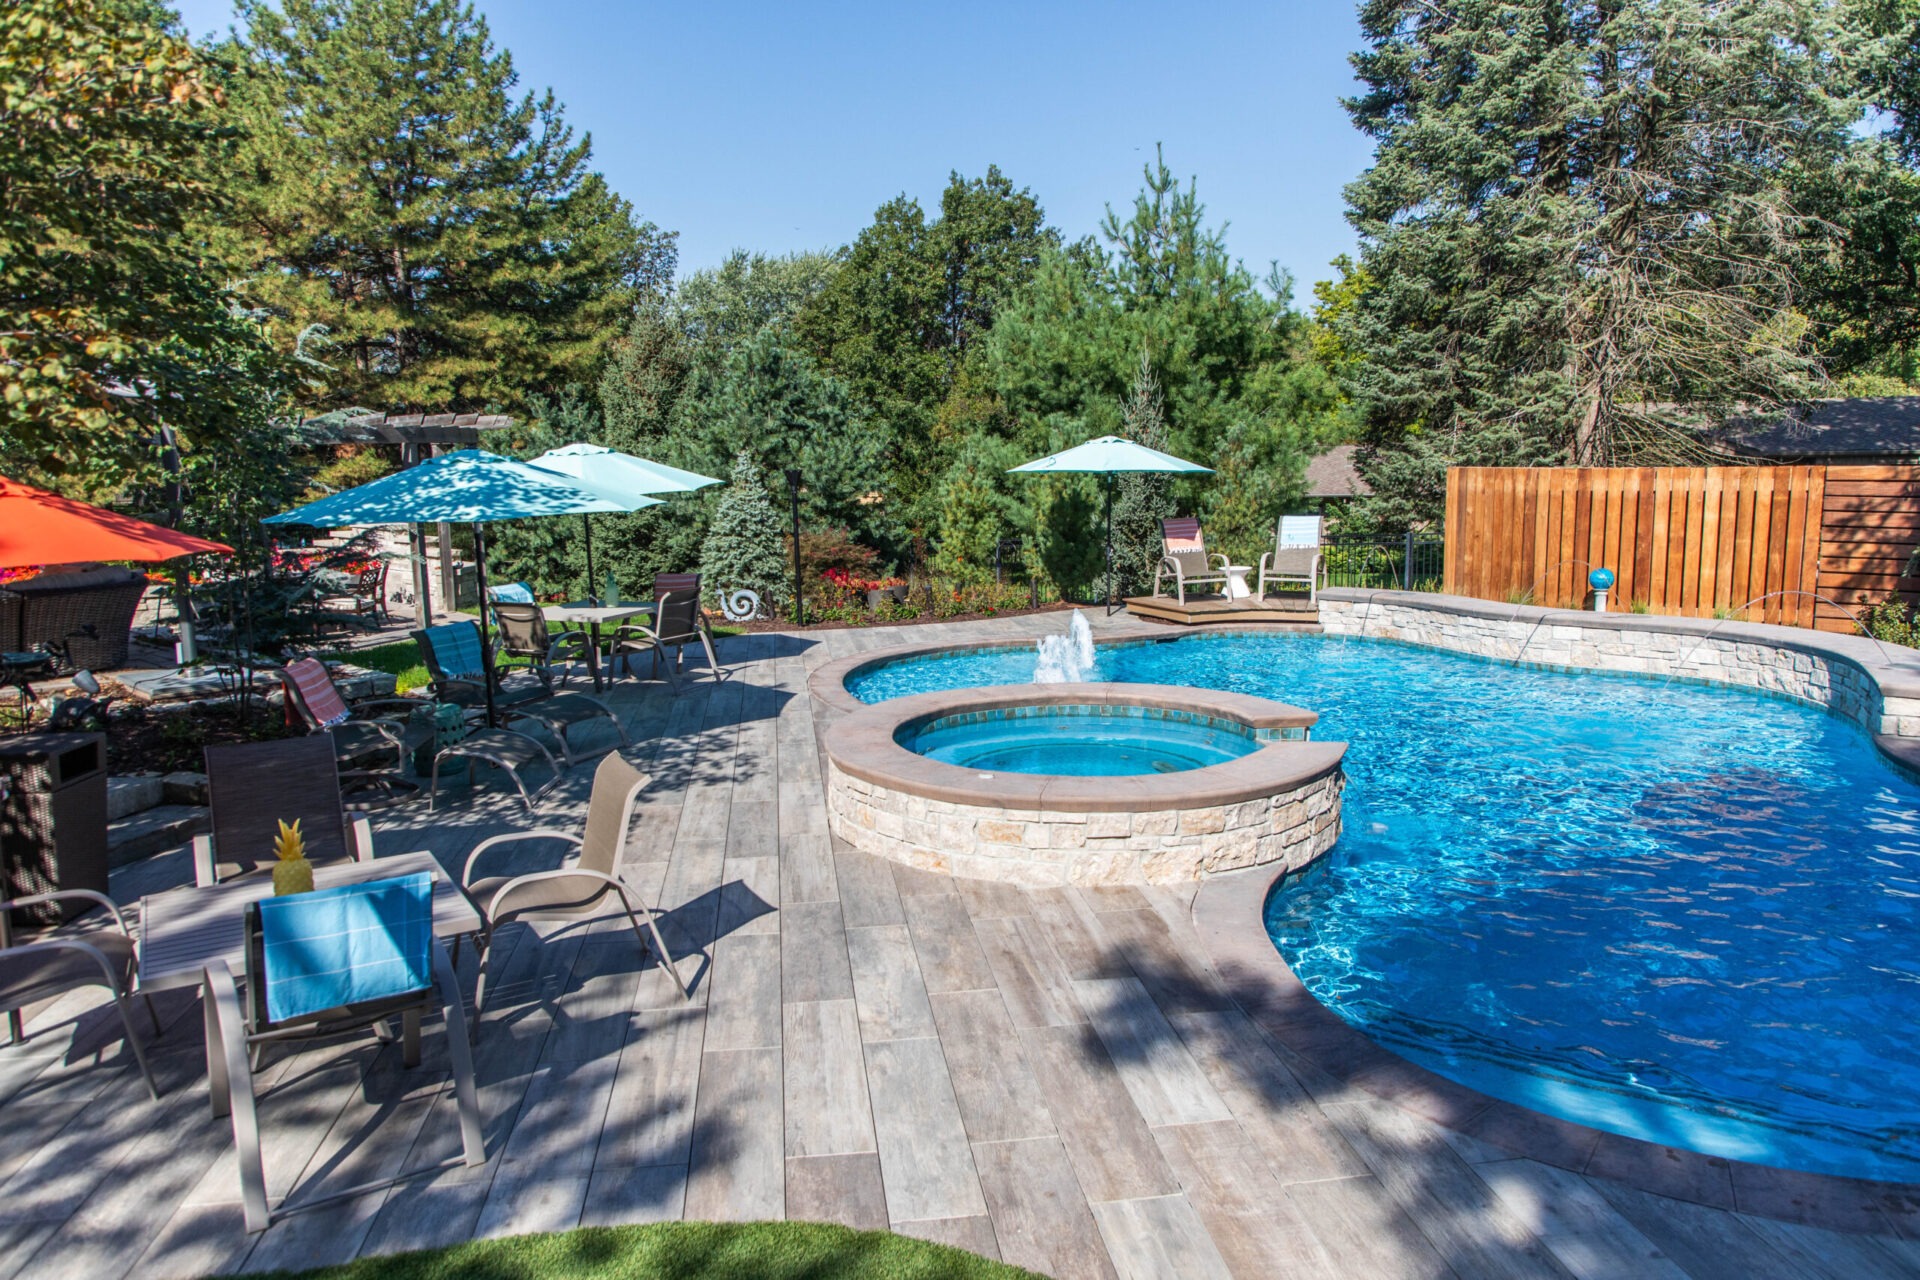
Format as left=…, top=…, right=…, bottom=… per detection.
left=0, top=612, right=1911, bottom=1279
left=1123, top=593, right=1320, bottom=627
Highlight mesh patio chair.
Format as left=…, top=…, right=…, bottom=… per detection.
left=203, top=873, right=484, bottom=1232
left=1257, top=515, right=1324, bottom=602
left=461, top=753, right=687, bottom=1026
left=413, top=621, right=627, bottom=768
left=193, top=737, right=375, bottom=888
left=490, top=601, right=591, bottom=693
left=279, top=658, right=423, bottom=808
left=0, top=888, right=159, bottom=1099
left=1152, top=516, right=1231, bottom=604
left=607, top=573, right=722, bottom=688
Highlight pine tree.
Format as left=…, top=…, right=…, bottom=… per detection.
left=211, top=0, right=674, bottom=413
left=1108, top=347, right=1178, bottom=597
left=1338, top=0, right=1866, bottom=526
left=700, top=451, right=789, bottom=614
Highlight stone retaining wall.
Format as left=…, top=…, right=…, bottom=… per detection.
left=1318, top=593, right=1920, bottom=738
left=826, top=757, right=1343, bottom=887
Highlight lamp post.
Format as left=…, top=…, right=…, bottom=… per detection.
left=785, top=468, right=804, bottom=627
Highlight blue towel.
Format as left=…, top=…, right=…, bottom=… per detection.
left=488, top=582, right=535, bottom=603
left=422, top=622, right=486, bottom=681
left=256, top=873, right=434, bottom=1025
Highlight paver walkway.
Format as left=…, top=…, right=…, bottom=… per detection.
left=1, top=611, right=1916, bottom=1278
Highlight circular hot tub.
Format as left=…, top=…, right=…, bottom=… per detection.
left=824, top=683, right=1344, bottom=886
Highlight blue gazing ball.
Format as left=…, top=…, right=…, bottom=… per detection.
left=1589, top=567, right=1616, bottom=591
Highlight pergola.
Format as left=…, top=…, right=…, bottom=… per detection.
left=302, top=411, right=517, bottom=623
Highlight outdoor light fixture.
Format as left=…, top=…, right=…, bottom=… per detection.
left=785, top=467, right=804, bottom=627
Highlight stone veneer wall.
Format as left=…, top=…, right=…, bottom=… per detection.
left=1317, top=596, right=1920, bottom=737
left=826, top=758, right=1343, bottom=887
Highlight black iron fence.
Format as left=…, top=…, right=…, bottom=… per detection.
left=1319, top=535, right=1445, bottom=592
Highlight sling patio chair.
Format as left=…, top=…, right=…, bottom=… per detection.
left=490, top=600, right=592, bottom=694
left=607, top=573, right=722, bottom=689
left=413, top=621, right=628, bottom=767
left=0, top=887, right=160, bottom=1099
left=204, top=872, right=485, bottom=1232
left=1257, top=514, right=1324, bottom=603
left=193, top=737, right=375, bottom=888
left=280, top=657, right=424, bottom=808
left=1152, top=516, right=1231, bottom=604
left=461, top=752, right=688, bottom=1027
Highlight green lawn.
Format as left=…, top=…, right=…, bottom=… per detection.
left=232, top=1221, right=1041, bottom=1280
left=325, top=625, right=745, bottom=696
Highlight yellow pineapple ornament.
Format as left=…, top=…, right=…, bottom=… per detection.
left=271, top=819, right=313, bottom=895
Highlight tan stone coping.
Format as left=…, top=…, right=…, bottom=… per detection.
left=1319, top=586, right=1920, bottom=702
left=1192, top=864, right=1920, bottom=1230
left=824, top=682, right=1345, bottom=813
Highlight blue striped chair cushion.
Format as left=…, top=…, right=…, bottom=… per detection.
left=421, top=622, right=486, bottom=682
left=255, top=873, right=434, bottom=1025
left=488, top=582, right=535, bottom=603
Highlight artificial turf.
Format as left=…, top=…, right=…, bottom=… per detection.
left=230, top=1221, right=1044, bottom=1280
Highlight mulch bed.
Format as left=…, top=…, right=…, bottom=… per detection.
left=101, top=699, right=295, bottom=774
left=737, top=600, right=1079, bottom=633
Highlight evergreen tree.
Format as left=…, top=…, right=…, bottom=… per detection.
left=1337, top=0, right=1866, bottom=526
left=0, top=0, right=292, bottom=488
left=700, top=451, right=788, bottom=613
left=1108, top=348, right=1178, bottom=598
left=211, top=0, right=674, bottom=413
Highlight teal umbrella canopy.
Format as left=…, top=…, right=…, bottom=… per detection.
left=1008, top=435, right=1212, bottom=476
left=263, top=449, right=628, bottom=527
left=530, top=443, right=719, bottom=503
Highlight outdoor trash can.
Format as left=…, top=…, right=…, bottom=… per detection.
left=0, top=732, right=109, bottom=926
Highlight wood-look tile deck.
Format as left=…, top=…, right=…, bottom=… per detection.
left=1, top=611, right=1913, bottom=1279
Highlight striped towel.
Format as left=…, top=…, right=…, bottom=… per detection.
left=488, top=582, right=535, bottom=603
left=421, top=622, right=486, bottom=681
left=284, top=657, right=351, bottom=728
left=1161, top=516, right=1205, bottom=555
left=256, top=873, right=433, bottom=1025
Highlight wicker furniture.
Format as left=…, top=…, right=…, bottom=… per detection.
left=3, top=568, right=149, bottom=671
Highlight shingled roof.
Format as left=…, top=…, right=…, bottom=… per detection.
left=1729, top=397, right=1920, bottom=461
left=1304, top=444, right=1371, bottom=499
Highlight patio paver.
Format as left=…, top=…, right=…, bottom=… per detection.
left=0, top=611, right=1911, bottom=1279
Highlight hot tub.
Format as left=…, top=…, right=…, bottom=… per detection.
left=823, top=682, right=1345, bottom=885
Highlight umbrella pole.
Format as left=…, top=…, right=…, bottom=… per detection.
left=473, top=522, right=498, bottom=728
left=582, top=514, right=597, bottom=604
left=1104, top=473, right=1117, bottom=615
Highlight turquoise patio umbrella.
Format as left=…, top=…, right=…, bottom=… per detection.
left=529, top=443, right=717, bottom=602
left=1009, top=435, right=1212, bottom=612
left=265, top=448, right=630, bottom=723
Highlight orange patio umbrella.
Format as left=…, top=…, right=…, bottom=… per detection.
left=0, top=474, right=232, bottom=569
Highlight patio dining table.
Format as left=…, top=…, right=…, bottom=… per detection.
left=542, top=600, right=654, bottom=693
left=136, top=851, right=482, bottom=995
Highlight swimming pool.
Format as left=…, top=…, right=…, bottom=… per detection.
left=847, top=631, right=1920, bottom=1181
left=899, top=704, right=1264, bottom=776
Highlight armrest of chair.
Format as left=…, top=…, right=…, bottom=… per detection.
left=0, top=888, right=134, bottom=940
left=349, top=697, right=423, bottom=718
left=460, top=829, right=584, bottom=887
left=0, top=936, right=130, bottom=994
left=1210, top=553, right=1230, bottom=570
left=350, top=816, right=375, bottom=863
left=193, top=833, right=217, bottom=888
left=482, top=866, right=630, bottom=927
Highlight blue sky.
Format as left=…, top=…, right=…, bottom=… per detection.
left=168, top=1, right=1374, bottom=297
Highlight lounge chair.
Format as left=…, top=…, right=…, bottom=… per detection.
left=1257, top=515, right=1324, bottom=602
left=1153, top=517, right=1231, bottom=604
left=461, top=752, right=688, bottom=1026
left=280, top=656, right=417, bottom=772
left=490, top=600, right=591, bottom=693
left=0, top=888, right=160, bottom=1099
left=193, top=737, right=375, bottom=888
left=608, top=573, right=722, bottom=687
left=204, top=873, right=485, bottom=1232
left=413, top=621, right=627, bottom=767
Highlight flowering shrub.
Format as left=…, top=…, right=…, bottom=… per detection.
left=821, top=567, right=906, bottom=594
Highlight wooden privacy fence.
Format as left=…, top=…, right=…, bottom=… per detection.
left=1443, top=465, right=1920, bottom=632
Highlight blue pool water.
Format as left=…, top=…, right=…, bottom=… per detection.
left=848, top=633, right=1920, bottom=1181
left=901, top=706, right=1260, bottom=776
